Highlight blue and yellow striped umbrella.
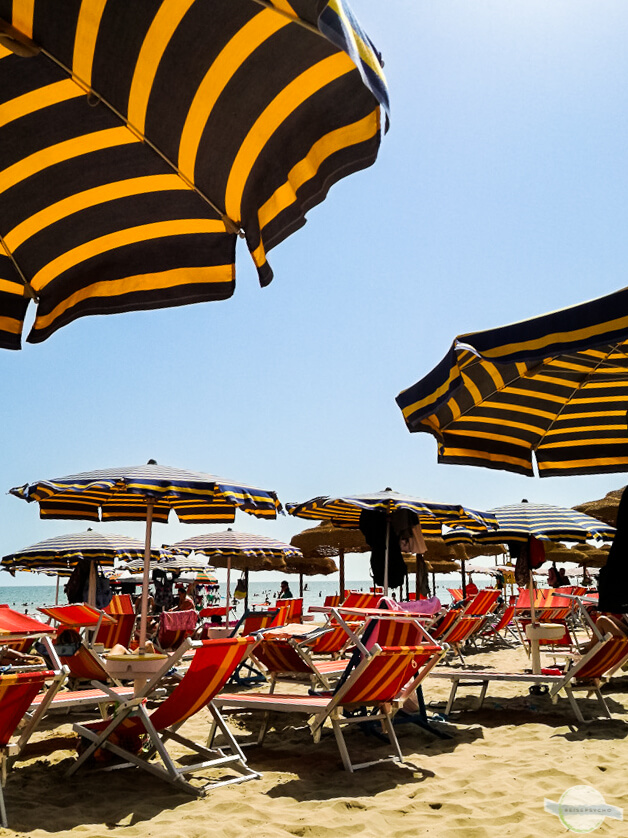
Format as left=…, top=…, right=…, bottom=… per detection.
left=1, top=528, right=158, bottom=572
left=0, top=0, right=388, bottom=349
left=396, top=286, right=628, bottom=477
left=444, top=502, right=616, bottom=546
left=10, top=461, right=282, bottom=523
left=287, top=488, right=498, bottom=536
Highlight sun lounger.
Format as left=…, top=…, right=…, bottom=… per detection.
left=274, top=598, right=303, bottom=623
left=68, top=637, right=260, bottom=795
left=95, top=594, right=136, bottom=650
left=156, top=608, right=198, bottom=651
left=0, top=665, right=67, bottom=828
left=431, top=633, right=628, bottom=722
left=214, top=642, right=444, bottom=772
left=251, top=634, right=349, bottom=691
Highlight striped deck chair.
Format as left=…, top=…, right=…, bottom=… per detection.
left=251, top=635, right=348, bottom=691
left=447, top=589, right=465, bottom=604
left=341, top=592, right=383, bottom=610
left=95, top=595, right=136, bottom=650
left=38, top=604, right=117, bottom=646
left=434, top=614, right=485, bottom=664
left=274, top=598, right=303, bottom=623
left=433, top=634, right=628, bottom=723
left=323, top=595, right=342, bottom=609
left=68, top=638, right=260, bottom=795
left=214, top=643, right=444, bottom=772
left=0, top=668, right=66, bottom=828
left=462, top=590, right=500, bottom=617
left=228, top=609, right=287, bottom=685
left=481, top=605, right=517, bottom=647
left=306, top=625, right=353, bottom=658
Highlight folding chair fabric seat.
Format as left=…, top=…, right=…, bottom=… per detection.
left=95, top=595, right=136, bottom=650
left=157, top=609, right=198, bottom=651
left=38, top=604, right=116, bottom=629
left=69, top=638, right=260, bottom=795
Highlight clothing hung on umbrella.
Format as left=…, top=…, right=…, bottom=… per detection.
left=358, top=509, right=408, bottom=589
left=598, top=486, right=628, bottom=614
left=510, top=536, right=546, bottom=587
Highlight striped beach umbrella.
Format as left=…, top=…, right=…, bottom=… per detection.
left=287, top=489, right=498, bottom=535
left=1, top=528, right=155, bottom=571
left=0, top=1, right=389, bottom=350
left=290, top=521, right=368, bottom=596
left=10, top=460, right=282, bottom=650
left=171, top=529, right=300, bottom=615
left=396, top=286, right=628, bottom=477
left=445, top=502, right=616, bottom=546
left=287, top=489, right=498, bottom=595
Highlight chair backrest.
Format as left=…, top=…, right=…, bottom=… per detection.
left=233, top=609, right=280, bottom=637
left=0, top=670, right=55, bottom=745
left=323, top=595, right=342, bottom=608
left=447, top=589, right=464, bottom=603
left=430, top=609, right=459, bottom=639
left=440, top=615, right=484, bottom=644
left=571, top=636, right=628, bottom=682
left=341, top=592, right=382, bottom=610
left=336, top=645, right=441, bottom=706
left=39, top=604, right=116, bottom=629
left=157, top=609, right=197, bottom=650
left=95, top=594, right=136, bottom=649
left=307, top=625, right=351, bottom=655
left=58, top=644, right=109, bottom=681
left=364, top=619, right=424, bottom=649
left=274, top=598, right=303, bottom=623
left=0, top=606, right=55, bottom=636
left=492, top=604, right=515, bottom=632
left=463, top=589, right=500, bottom=616
left=253, top=637, right=312, bottom=676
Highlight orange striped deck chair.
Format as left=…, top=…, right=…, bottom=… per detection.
left=306, top=625, right=353, bottom=657
left=462, top=590, right=500, bottom=617
left=215, top=642, right=443, bottom=772
left=69, top=638, right=260, bottom=795
left=0, top=668, right=66, bottom=828
left=447, top=589, right=465, bottom=604
left=38, top=604, right=117, bottom=631
left=252, top=636, right=348, bottom=691
left=481, top=604, right=517, bottom=646
left=95, top=595, right=136, bottom=650
left=274, top=598, right=303, bottom=623
left=323, top=595, right=342, bottom=608
left=229, top=609, right=285, bottom=685
left=341, top=592, right=382, bottom=609
left=429, top=609, right=460, bottom=640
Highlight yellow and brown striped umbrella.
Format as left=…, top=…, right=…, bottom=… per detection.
left=0, top=0, right=388, bottom=349
left=396, top=286, right=628, bottom=477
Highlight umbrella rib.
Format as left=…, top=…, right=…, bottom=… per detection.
left=251, top=1, right=324, bottom=38
left=0, top=235, right=38, bottom=300
left=37, top=46, right=243, bottom=238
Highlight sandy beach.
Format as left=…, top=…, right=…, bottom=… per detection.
left=6, top=642, right=627, bottom=838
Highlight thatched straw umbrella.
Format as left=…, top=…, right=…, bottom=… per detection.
left=281, top=554, right=337, bottom=596
left=573, top=488, right=626, bottom=528
left=290, top=521, right=367, bottom=596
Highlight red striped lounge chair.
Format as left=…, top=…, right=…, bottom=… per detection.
left=214, top=643, right=444, bottom=772
left=0, top=668, right=67, bottom=828
left=157, top=609, right=198, bottom=651
left=68, top=638, right=260, bottom=795
left=481, top=604, right=517, bottom=646
left=95, top=594, right=136, bottom=650
left=462, top=589, right=500, bottom=617
left=38, top=603, right=117, bottom=635
left=251, top=635, right=348, bottom=691
left=432, top=634, right=628, bottom=723
left=274, top=598, right=303, bottom=623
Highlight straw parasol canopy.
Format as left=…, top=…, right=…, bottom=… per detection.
left=573, top=488, right=626, bottom=528
left=282, top=555, right=337, bottom=576
left=290, top=521, right=368, bottom=596
left=543, top=542, right=609, bottom=568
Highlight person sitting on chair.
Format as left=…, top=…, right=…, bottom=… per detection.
left=277, top=580, right=293, bottom=599
left=170, top=585, right=195, bottom=612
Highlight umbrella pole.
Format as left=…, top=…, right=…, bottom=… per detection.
left=339, top=548, right=345, bottom=598
left=299, top=573, right=303, bottom=597
left=528, top=568, right=542, bottom=674
left=55, top=574, right=60, bottom=605
left=138, top=501, right=154, bottom=653
left=461, top=558, right=467, bottom=599
left=87, top=561, right=96, bottom=607
left=244, top=568, right=249, bottom=611
left=384, top=518, right=390, bottom=596
left=225, top=557, right=231, bottom=627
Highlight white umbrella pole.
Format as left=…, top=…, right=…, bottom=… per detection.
left=55, top=575, right=60, bottom=605
left=87, top=561, right=96, bottom=606
left=138, top=501, right=154, bottom=653
left=339, top=548, right=345, bottom=597
left=225, top=557, right=231, bottom=626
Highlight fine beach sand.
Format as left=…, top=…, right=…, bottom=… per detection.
left=5, top=643, right=627, bottom=838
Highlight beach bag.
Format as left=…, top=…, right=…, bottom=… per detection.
left=82, top=566, right=113, bottom=609
left=233, top=578, right=247, bottom=600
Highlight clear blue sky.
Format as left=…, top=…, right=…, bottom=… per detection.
left=2, top=1, right=627, bottom=585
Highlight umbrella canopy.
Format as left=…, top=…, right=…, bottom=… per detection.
left=157, top=553, right=209, bottom=574
left=0, top=0, right=389, bottom=350
left=445, top=502, right=616, bottom=545
left=170, top=529, right=299, bottom=568
left=10, top=461, right=282, bottom=651
left=281, top=554, right=337, bottom=576
left=573, top=488, right=626, bottom=528
left=286, top=489, right=498, bottom=535
left=1, top=528, right=156, bottom=572
left=396, top=286, right=628, bottom=477
left=290, top=520, right=368, bottom=596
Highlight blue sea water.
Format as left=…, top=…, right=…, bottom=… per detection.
left=0, top=572, right=485, bottom=617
